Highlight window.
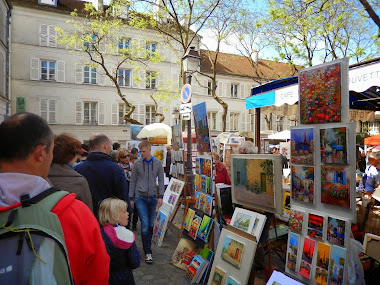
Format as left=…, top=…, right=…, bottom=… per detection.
left=230, top=113, right=239, bottom=131
left=118, top=104, right=131, bottom=125
left=367, top=122, right=380, bottom=134
left=84, top=66, right=97, bottom=84
left=208, top=112, right=217, bottom=130
left=276, top=116, right=284, bottom=132
left=119, top=38, right=130, bottom=54
left=146, top=71, right=157, bottom=89
left=146, top=105, right=156, bottom=125
left=84, top=33, right=97, bottom=51
left=146, top=42, right=157, bottom=58
left=83, top=102, right=98, bottom=125
left=207, top=81, right=216, bottom=96
left=231, top=84, right=238, bottom=98
left=40, top=60, right=55, bottom=81
left=118, top=69, right=131, bottom=87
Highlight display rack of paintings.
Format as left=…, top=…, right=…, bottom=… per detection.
left=184, top=207, right=214, bottom=244
left=290, top=128, right=314, bottom=165
left=291, top=165, right=315, bottom=204
left=170, top=150, right=184, bottom=178
left=193, top=102, right=212, bottom=153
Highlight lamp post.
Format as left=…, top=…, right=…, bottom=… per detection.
left=182, top=47, right=201, bottom=196
left=172, top=108, right=180, bottom=125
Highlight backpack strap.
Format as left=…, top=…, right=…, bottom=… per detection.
left=20, top=187, right=60, bottom=207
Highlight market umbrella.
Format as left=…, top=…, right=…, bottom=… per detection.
left=137, top=123, right=171, bottom=138
left=216, top=132, right=240, bottom=144
left=268, top=130, right=290, bottom=140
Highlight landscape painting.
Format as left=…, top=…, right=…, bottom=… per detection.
left=232, top=157, right=275, bottom=209
left=327, top=217, right=346, bottom=246
left=299, top=61, right=342, bottom=124
left=289, top=209, right=304, bottom=234
left=315, top=242, right=330, bottom=285
left=321, top=165, right=350, bottom=208
left=230, top=208, right=257, bottom=234
left=130, top=124, right=145, bottom=140
left=308, top=213, right=324, bottom=240
left=291, top=165, right=314, bottom=204
left=286, top=232, right=300, bottom=271
left=221, top=236, right=245, bottom=268
left=193, top=102, right=211, bottom=153
left=329, top=245, right=346, bottom=285
left=299, top=237, right=316, bottom=279
left=320, top=127, right=348, bottom=164
left=291, top=128, right=314, bottom=164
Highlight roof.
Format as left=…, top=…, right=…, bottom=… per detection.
left=200, top=49, right=301, bottom=81
left=11, top=0, right=86, bottom=14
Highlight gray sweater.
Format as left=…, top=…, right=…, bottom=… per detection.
left=129, top=157, right=164, bottom=199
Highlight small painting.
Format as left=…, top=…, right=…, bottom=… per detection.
left=221, top=236, right=245, bottom=268
left=195, top=174, right=201, bottom=192
left=184, top=255, right=207, bottom=283
left=152, top=210, right=169, bottom=247
left=184, top=208, right=195, bottom=232
left=283, top=192, right=291, bottom=214
left=321, top=165, right=350, bottom=208
left=130, top=124, right=145, bottom=140
left=327, top=217, right=346, bottom=247
left=291, top=165, right=314, bottom=204
left=308, top=213, right=324, bottom=240
left=226, top=276, right=240, bottom=285
left=315, top=267, right=328, bottom=285
left=197, top=215, right=214, bottom=242
left=170, top=238, right=199, bottom=270
left=200, top=157, right=212, bottom=176
left=204, top=195, right=213, bottom=216
left=151, top=145, right=167, bottom=167
left=193, top=102, right=211, bottom=153
left=290, top=128, right=314, bottom=164
left=126, top=140, right=139, bottom=151
left=230, top=208, right=257, bottom=234
left=289, top=209, right=304, bottom=234
left=172, top=124, right=183, bottom=151
left=299, top=237, right=316, bottom=279
left=329, top=245, right=346, bottom=285
left=188, top=215, right=202, bottom=240
left=286, top=232, right=300, bottom=271
left=149, top=136, right=168, bottom=145
left=299, top=61, right=342, bottom=124
left=211, top=267, right=226, bottom=285
left=199, top=247, right=214, bottom=283
left=320, top=127, right=347, bottom=164
left=315, top=242, right=330, bottom=285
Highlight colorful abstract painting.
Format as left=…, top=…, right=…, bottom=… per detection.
left=299, top=62, right=342, bottom=124
left=329, top=245, right=346, bottom=285
left=193, top=102, right=211, bottom=153
left=327, top=217, right=346, bottom=247
left=197, top=215, right=214, bottom=242
left=299, top=237, right=316, bottom=279
left=291, top=128, right=314, bottom=164
left=233, top=157, right=275, bottom=208
left=315, top=242, right=330, bottom=285
left=291, top=165, right=314, bottom=204
left=172, top=123, right=183, bottom=151
left=308, top=213, right=324, bottom=240
left=289, top=209, right=304, bottom=234
left=286, top=232, right=300, bottom=271
left=221, top=236, right=245, bottom=268
left=321, top=165, right=350, bottom=208
left=130, top=124, right=145, bottom=140
left=320, top=127, right=347, bottom=164
left=184, top=208, right=195, bottom=232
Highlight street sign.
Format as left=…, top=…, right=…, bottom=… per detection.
left=179, top=103, right=192, bottom=114
left=181, top=84, right=192, bottom=104
left=181, top=113, right=191, bottom=120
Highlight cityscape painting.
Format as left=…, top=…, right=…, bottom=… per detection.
left=291, top=128, right=314, bottom=164
left=320, top=127, right=348, bottom=164
left=193, top=102, right=211, bottom=153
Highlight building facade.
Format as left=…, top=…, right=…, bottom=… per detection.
left=0, top=0, right=10, bottom=122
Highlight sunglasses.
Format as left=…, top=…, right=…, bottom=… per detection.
left=120, top=155, right=130, bottom=159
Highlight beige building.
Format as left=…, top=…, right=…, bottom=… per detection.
left=0, top=0, right=10, bottom=122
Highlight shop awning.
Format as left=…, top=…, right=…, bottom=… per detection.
left=364, top=134, right=380, bottom=145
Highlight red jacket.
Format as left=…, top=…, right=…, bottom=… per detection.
left=215, top=162, right=231, bottom=185
left=52, top=193, right=110, bottom=285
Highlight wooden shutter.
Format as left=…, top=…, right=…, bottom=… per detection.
left=75, top=101, right=83, bottom=124
left=30, top=58, right=39, bottom=80
left=140, top=69, right=146, bottom=89
left=240, top=84, right=245, bottom=99
left=40, top=99, right=48, bottom=121
left=111, top=102, right=118, bottom=125
left=98, top=101, right=105, bottom=125
left=56, top=61, right=65, bottom=82
left=139, top=104, right=145, bottom=124
left=40, top=24, right=48, bottom=46
left=48, top=25, right=57, bottom=47
left=48, top=99, right=56, bottom=123
left=218, top=81, right=223, bottom=98
left=226, top=82, right=231, bottom=97
left=98, top=71, right=106, bottom=86
left=241, top=112, right=246, bottom=131
left=75, top=63, right=83, bottom=84
left=132, top=104, right=139, bottom=122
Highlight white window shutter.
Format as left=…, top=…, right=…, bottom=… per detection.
left=98, top=101, right=105, bottom=125
left=139, top=104, right=145, bottom=124
left=247, top=113, right=252, bottom=131
left=132, top=69, right=139, bottom=89
left=191, top=79, right=198, bottom=94
left=30, top=58, right=40, bottom=80
left=111, top=102, right=118, bottom=125
left=98, top=71, right=106, bottom=86
left=75, top=63, right=83, bottom=84
left=240, top=84, right=245, bottom=99
left=40, top=99, right=48, bottom=121
left=75, top=101, right=83, bottom=125
left=40, top=24, right=48, bottom=46
left=226, top=82, right=231, bottom=97
left=241, top=112, right=246, bottom=131
left=140, top=69, right=146, bottom=89
left=226, top=112, right=230, bottom=131
left=48, top=99, right=56, bottom=123
left=48, top=25, right=57, bottom=47
left=56, top=61, right=65, bottom=82
left=203, top=80, right=208, bottom=95
left=218, top=81, right=223, bottom=97
left=132, top=104, right=139, bottom=121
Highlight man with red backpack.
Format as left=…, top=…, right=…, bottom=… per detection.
left=0, top=113, right=109, bottom=284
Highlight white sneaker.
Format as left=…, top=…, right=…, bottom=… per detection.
left=145, top=253, right=153, bottom=264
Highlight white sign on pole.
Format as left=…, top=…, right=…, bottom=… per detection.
left=181, top=113, right=191, bottom=120
left=180, top=103, right=192, bottom=114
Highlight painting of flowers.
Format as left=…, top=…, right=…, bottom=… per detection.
left=320, top=127, right=347, bottom=164
left=299, top=62, right=342, bottom=124
left=291, top=128, right=314, bottom=164
left=321, top=166, right=350, bottom=208
left=329, top=245, right=346, bottom=285
left=286, top=232, right=300, bottom=271
left=291, top=165, right=314, bottom=204
left=289, top=209, right=304, bottom=234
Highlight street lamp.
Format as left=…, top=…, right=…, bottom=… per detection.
left=182, top=46, right=201, bottom=196
left=172, top=108, right=180, bottom=125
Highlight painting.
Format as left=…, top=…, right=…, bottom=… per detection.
left=197, top=215, right=214, bottom=242
left=286, top=232, right=300, bottom=272
left=204, top=195, right=213, bottom=216
left=188, top=215, right=202, bottom=240
left=320, top=127, right=348, bottom=164
left=321, top=165, right=350, bottom=208
left=329, top=245, right=346, bottom=285
left=172, top=123, right=183, bottom=151
left=251, top=213, right=267, bottom=241
left=184, top=255, right=208, bottom=283
left=163, top=178, right=185, bottom=208
left=314, top=242, right=330, bottom=285
left=223, top=144, right=240, bottom=173
left=126, top=140, right=140, bottom=151
left=230, top=208, right=257, bottom=234
left=151, top=145, right=167, bottom=167
left=170, top=238, right=200, bottom=270
left=232, top=157, right=275, bottom=208
left=195, top=174, right=201, bottom=192
left=308, top=213, right=324, bottom=240
left=283, top=192, right=291, bottom=215
left=289, top=209, right=304, bottom=234
left=327, top=217, right=346, bottom=247
left=299, top=61, right=342, bottom=124
left=291, top=165, right=314, bottom=204
left=299, top=237, right=316, bottom=279
left=200, top=157, right=212, bottom=176
left=211, top=267, right=226, bottom=285
left=130, top=124, right=145, bottom=140
left=149, top=135, right=168, bottom=145
left=193, top=102, right=211, bottom=153
left=152, top=209, right=169, bottom=247
left=199, top=247, right=214, bottom=283
left=221, top=236, right=245, bottom=268
left=280, top=141, right=291, bottom=159
left=290, top=128, right=314, bottom=164
left=184, top=208, right=195, bottom=232
left=226, top=276, right=240, bottom=285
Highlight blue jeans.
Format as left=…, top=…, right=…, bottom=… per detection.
left=134, top=194, right=157, bottom=255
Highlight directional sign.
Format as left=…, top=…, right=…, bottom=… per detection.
left=180, top=103, right=192, bottom=114
left=181, top=84, right=192, bottom=104
left=181, top=113, right=191, bottom=120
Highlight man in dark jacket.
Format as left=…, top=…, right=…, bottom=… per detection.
left=75, top=133, right=130, bottom=219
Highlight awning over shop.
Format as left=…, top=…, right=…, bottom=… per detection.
left=364, top=134, right=380, bottom=145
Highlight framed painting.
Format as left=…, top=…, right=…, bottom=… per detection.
left=307, top=213, right=325, bottom=240
left=320, top=127, right=348, bottom=164
left=210, top=267, right=226, bottom=285
left=286, top=232, right=300, bottom=272
left=193, top=102, right=211, bottom=153
left=230, top=207, right=257, bottom=234
left=130, top=124, right=145, bottom=140
left=314, top=242, right=330, bottom=285
left=231, top=154, right=283, bottom=214
left=163, top=178, right=185, bottom=209
left=329, top=245, right=346, bottom=285
left=172, top=123, right=183, bottom=151
left=221, top=236, right=245, bottom=268
left=299, top=237, right=316, bottom=279
left=151, top=145, right=167, bottom=167
left=290, top=128, right=314, bottom=165
left=321, top=165, right=350, bottom=208
left=291, top=165, right=314, bottom=204
left=327, top=217, right=347, bottom=247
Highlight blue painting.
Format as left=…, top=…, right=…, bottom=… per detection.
left=329, top=245, right=346, bottom=285
left=130, top=124, right=145, bottom=141
left=193, top=102, right=211, bottom=153
left=291, top=128, right=314, bottom=165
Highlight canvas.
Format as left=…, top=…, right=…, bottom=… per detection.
left=221, top=236, right=245, bottom=268
left=193, top=102, right=212, bottom=153
left=289, top=209, right=304, bottom=234
left=210, top=267, right=226, bottom=285
left=199, top=247, right=214, bottom=283
left=299, top=237, right=316, bottom=279
left=163, top=178, right=185, bottom=209
left=170, top=238, right=200, bottom=271
left=291, top=165, right=314, bottom=204
left=230, top=208, right=257, bottom=234
left=226, top=276, right=240, bottom=285
left=327, top=217, right=346, bottom=246
left=188, top=215, right=202, bottom=240
left=198, top=193, right=207, bottom=212
left=197, top=215, right=214, bottom=242
left=290, top=128, right=314, bottom=164
left=280, top=141, right=291, bottom=159
left=329, top=245, right=346, bottom=285
left=321, top=165, right=350, bottom=208
left=314, top=242, right=330, bottom=285
left=251, top=213, right=267, bottom=241
left=200, top=158, right=212, bottom=177
left=152, top=209, right=169, bottom=247
left=195, top=175, right=201, bottom=192
left=149, top=136, right=167, bottom=145
left=320, top=127, right=348, bottom=164
left=299, top=61, right=342, bottom=124
left=283, top=192, right=291, bottom=214
left=184, top=208, right=195, bottom=232
left=201, top=175, right=207, bottom=193
left=172, top=124, right=183, bottom=151
left=151, top=146, right=167, bottom=167
left=308, top=213, right=324, bottom=240
left=204, top=195, right=213, bottom=216
left=286, top=232, right=300, bottom=272
left=130, top=124, right=145, bottom=140
left=126, top=140, right=140, bottom=151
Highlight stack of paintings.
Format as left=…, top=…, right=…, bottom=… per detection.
left=170, top=238, right=200, bottom=270
left=229, top=207, right=267, bottom=241
left=152, top=207, right=170, bottom=247
left=184, top=255, right=209, bottom=283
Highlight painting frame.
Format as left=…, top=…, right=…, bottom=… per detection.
left=230, top=207, right=257, bottom=234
